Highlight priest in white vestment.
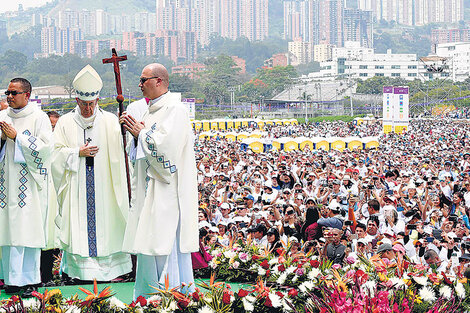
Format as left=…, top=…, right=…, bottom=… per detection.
left=121, top=63, right=198, bottom=299
left=0, top=78, right=52, bottom=295
left=51, top=65, right=131, bottom=281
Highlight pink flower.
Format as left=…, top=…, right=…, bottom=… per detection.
left=295, top=268, right=305, bottom=276
left=346, top=256, right=356, bottom=264
left=332, top=264, right=341, bottom=270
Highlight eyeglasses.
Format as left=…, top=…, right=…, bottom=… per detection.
left=139, top=76, right=160, bottom=84
left=5, top=90, right=26, bottom=96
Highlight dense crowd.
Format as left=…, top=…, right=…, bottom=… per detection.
left=193, top=119, right=470, bottom=277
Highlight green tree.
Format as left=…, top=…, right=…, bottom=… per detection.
left=0, top=50, right=27, bottom=72
left=199, top=55, right=242, bottom=104
left=240, top=65, right=298, bottom=101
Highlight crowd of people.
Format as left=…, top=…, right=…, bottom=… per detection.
left=193, top=118, right=470, bottom=278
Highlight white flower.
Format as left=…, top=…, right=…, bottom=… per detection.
left=269, top=293, right=282, bottom=308
left=232, top=261, right=240, bottom=269
left=22, top=298, right=40, bottom=310
left=210, top=260, right=217, bottom=269
left=136, top=308, right=144, bottom=313
left=282, top=299, right=293, bottom=312
left=389, top=277, right=405, bottom=289
left=109, top=296, right=126, bottom=309
left=224, top=251, right=236, bottom=259
left=286, top=266, right=296, bottom=274
left=362, top=281, right=376, bottom=297
left=242, top=298, right=255, bottom=312
left=198, top=305, right=215, bottom=313
left=245, top=295, right=256, bottom=303
left=292, top=275, right=298, bottom=282
left=65, top=306, right=81, bottom=313
left=439, top=285, right=452, bottom=299
left=308, top=268, right=321, bottom=280
left=169, top=301, right=178, bottom=311
left=258, top=267, right=266, bottom=276
left=268, top=257, right=279, bottom=265
left=419, top=286, right=436, bottom=303
left=456, top=282, right=466, bottom=298
left=276, top=273, right=287, bottom=285
left=413, top=276, right=428, bottom=286
left=299, top=281, right=314, bottom=294
left=147, top=295, right=161, bottom=302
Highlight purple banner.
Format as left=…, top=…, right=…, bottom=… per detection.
left=394, top=87, right=409, bottom=94
left=383, top=86, right=393, bottom=93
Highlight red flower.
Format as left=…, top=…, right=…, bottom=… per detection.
left=177, top=298, right=190, bottom=310
left=310, top=260, right=320, bottom=268
left=10, top=295, right=19, bottom=302
left=266, top=270, right=270, bottom=276
left=238, top=289, right=250, bottom=298
left=260, top=260, right=269, bottom=269
left=264, top=296, right=273, bottom=307
left=278, top=264, right=286, bottom=272
left=276, top=291, right=284, bottom=299
left=136, top=295, right=147, bottom=307
left=252, top=255, right=260, bottom=261
left=192, top=292, right=200, bottom=302
left=222, top=292, right=231, bottom=304
left=288, top=289, right=298, bottom=297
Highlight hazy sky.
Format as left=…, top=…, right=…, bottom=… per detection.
left=0, top=0, right=51, bottom=13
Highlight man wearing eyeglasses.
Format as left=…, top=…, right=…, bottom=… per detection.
left=0, top=77, right=53, bottom=297
left=51, top=65, right=131, bottom=283
left=120, top=63, right=198, bottom=300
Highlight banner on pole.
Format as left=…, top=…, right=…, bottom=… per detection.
left=393, top=87, right=409, bottom=134
left=182, top=98, right=196, bottom=120
left=382, top=86, right=394, bottom=134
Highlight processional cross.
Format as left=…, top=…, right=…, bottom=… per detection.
left=102, top=48, right=131, bottom=201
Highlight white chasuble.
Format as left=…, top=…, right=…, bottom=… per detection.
left=123, top=92, right=198, bottom=256
left=0, top=103, right=52, bottom=248
left=51, top=107, right=131, bottom=279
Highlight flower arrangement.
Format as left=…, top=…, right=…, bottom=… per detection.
left=1, top=244, right=470, bottom=312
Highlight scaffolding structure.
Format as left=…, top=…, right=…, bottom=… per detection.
left=414, top=55, right=452, bottom=116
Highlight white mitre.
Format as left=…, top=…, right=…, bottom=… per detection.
left=73, top=64, right=103, bottom=101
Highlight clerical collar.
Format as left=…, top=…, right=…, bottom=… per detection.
left=12, top=105, right=27, bottom=113
left=73, top=105, right=100, bottom=130
left=7, top=102, right=35, bottom=118
left=147, top=92, right=170, bottom=114
left=147, top=91, right=168, bottom=107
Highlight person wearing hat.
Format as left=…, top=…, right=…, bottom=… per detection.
left=51, top=65, right=131, bottom=283
left=249, top=224, right=268, bottom=248
left=121, top=63, right=198, bottom=300
left=371, top=243, right=396, bottom=266
left=0, top=77, right=53, bottom=296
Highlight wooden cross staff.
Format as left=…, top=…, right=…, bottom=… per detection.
left=102, top=48, right=131, bottom=202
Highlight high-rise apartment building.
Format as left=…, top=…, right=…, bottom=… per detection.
left=288, top=39, right=313, bottom=65
left=343, top=8, right=373, bottom=48
left=358, top=0, right=464, bottom=26
left=284, top=0, right=374, bottom=48
left=156, top=0, right=268, bottom=46
left=318, top=0, right=343, bottom=47
left=58, top=9, right=79, bottom=28
left=95, top=9, right=108, bottom=35
left=283, top=0, right=309, bottom=41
